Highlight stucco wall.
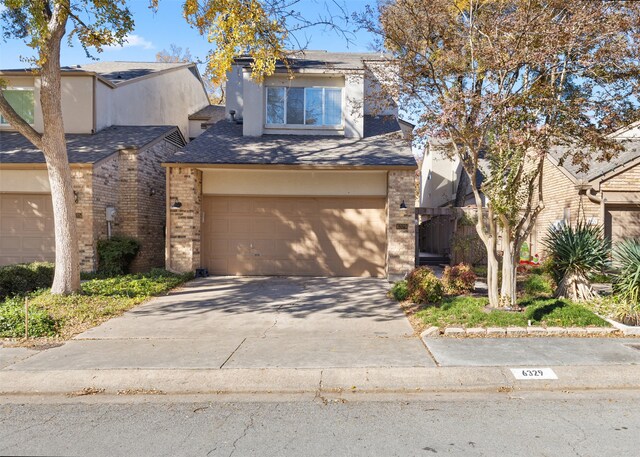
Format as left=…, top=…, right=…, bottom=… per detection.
left=201, top=169, right=387, bottom=196
left=108, top=67, right=209, bottom=138
left=0, top=74, right=93, bottom=134
left=94, top=79, right=112, bottom=132
left=420, top=144, right=460, bottom=208
left=364, top=62, right=398, bottom=116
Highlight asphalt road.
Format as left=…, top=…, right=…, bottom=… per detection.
left=1, top=391, right=638, bottom=457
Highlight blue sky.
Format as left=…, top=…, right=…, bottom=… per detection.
left=0, top=0, right=377, bottom=69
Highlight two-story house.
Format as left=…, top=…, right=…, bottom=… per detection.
left=0, top=62, right=210, bottom=271
left=163, top=51, right=417, bottom=280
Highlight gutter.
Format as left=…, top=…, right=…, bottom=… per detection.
left=575, top=180, right=602, bottom=204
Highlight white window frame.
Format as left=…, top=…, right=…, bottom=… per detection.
left=0, top=86, right=35, bottom=126
left=265, top=86, right=343, bottom=128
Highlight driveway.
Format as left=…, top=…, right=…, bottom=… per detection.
left=6, top=277, right=434, bottom=371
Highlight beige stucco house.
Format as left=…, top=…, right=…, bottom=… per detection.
left=163, top=51, right=417, bottom=280
left=0, top=62, right=211, bottom=271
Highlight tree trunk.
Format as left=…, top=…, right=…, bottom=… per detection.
left=486, top=251, right=500, bottom=308
left=500, top=225, right=518, bottom=307
left=40, top=16, right=80, bottom=295
left=556, top=271, right=597, bottom=302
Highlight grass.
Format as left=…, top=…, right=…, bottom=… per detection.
left=414, top=295, right=609, bottom=329
left=0, top=269, right=193, bottom=340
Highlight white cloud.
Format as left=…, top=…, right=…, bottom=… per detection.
left=105, top=34, right=154, bottom=51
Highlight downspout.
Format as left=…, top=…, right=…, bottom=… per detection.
left=575, top=180, right=602, bottom=204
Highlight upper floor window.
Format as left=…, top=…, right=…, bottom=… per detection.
left=266, top=87, right=342, bottom=127
left=0, top=88, right=35, bottom=125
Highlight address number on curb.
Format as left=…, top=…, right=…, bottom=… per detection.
left=510, top=368, right=558, bottom=380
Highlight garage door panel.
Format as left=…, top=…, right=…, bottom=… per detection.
left=0, top=194, right=55, bottom=267
left=202, top=196, right=386, bottom=277
left=605, top=205, right=640, bottom=245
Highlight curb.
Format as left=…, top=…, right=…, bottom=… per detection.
left=2, top=366, right=640, bottom=396
left=421, top=326, right=623, bottom=338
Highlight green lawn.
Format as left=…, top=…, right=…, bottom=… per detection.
left=415, top=295, right=610, bottom=329
left=0, top=269, right=192, bottom=339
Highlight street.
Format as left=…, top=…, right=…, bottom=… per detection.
left=1, top=391, right=638, bottom=456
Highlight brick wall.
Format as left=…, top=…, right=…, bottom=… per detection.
left=532, top=158, right=599, bottom=255
left=71, top=168, right=96, bottom=271
left=601, top=162, right=640, bottom=191
left=387, top=169, right=416, bottom=279
left=166, top=166, right=202, bottom=273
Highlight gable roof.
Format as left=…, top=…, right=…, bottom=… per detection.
left=0, top=126, right=182, bottom=165
left=166, top=115, right=415, bottom=168
left=233, top=50, right=391, bottom=71
left=1, top=61, right=193, bottom=88
left=549, top=138, right=640, bottom=183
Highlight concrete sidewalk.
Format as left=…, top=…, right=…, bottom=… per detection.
left=2, top=276, right=640, bottom=395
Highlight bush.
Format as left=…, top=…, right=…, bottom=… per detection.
left=612, top=239, right=640, bottom=307
left=97, top=236, right=141, bottom=276
left=524, top=273, right=554, bottom=297
left=81, top=270, right=190, bottom=298
left=406, top=267, right=443, bottom=304
left=543, top=222, right=610, bottom=301
left=0, top=295, right=57, bottom=337
left=389, top=280, right=409, bottom=301
left=0, top=262, right=55, bottom=299
left=442, top=263, right=477, bottom=295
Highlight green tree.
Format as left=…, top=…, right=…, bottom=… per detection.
left=360, top=0, right=640, bottom=307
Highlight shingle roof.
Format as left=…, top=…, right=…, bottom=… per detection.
left=75, top=62, right=189, bottom=84
left=189, top=105, right=226, bottom=121
left=167, top=115, right=415, bottom=167
left=234, top=50, right=391, bottom=71
left=0, top=126, right=178, bottom=164
left=1, top=62, right=190, bottom=86
left=550, top=138, right=640, bottom=182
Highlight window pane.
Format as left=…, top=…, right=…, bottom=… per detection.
left=304, top=88, right=323, bottom=125
left=286, top=88, right=304, bottom=124
left=266, top=87, right=285, bottom=124
left=324, top=88, right=342, bottom=125
left=1, top=90, right=34, bottom=124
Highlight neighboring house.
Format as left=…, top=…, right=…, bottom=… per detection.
left=531, top=121, right=640, bottom=256
left=0, top=62, right=211, bottom=271
left=188, top=104, right=226, bottom=140
left=163, top=51, right=417, bottom=280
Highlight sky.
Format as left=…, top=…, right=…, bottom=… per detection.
left=0, top=0, right=378, bottom=69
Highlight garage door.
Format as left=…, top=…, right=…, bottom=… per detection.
left=0, top=193, right=55, bottom=266
left=201, top=196, right=387, bottom=277
left=605, top=205, right=640, bottom=245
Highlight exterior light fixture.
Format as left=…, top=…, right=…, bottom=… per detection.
left=170, top=199, right=182, bottom=209
left=400, top=199, right=407, bottom=209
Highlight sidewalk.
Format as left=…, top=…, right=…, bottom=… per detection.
left=2, top=337, right=640, bottom=396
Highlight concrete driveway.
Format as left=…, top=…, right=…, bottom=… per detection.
left=7, top=277, right=434, bottom=371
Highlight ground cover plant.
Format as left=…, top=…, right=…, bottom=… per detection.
left=414, top=296, right=609, bottom=330
left=0, top=268, right=192, bottom=339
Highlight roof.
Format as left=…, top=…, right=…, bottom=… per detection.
left=189, top=105, right=226, bottom=121
left=234, top=50, right=391, bottom=71
left=550, top=138, right=640, bottom=182
left=166, top=115, right=415, bottom=167
left=0, top=126, right=180, bottom=164
left=1, top=61, right=192, bottom=87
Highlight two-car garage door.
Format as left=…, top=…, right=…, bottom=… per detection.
left=201, top=196, right=387, bottom=277
left=0, top=193, right=55, bottom=266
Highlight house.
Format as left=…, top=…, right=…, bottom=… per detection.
left=162, top=51, right=417, bottom=280
left=531, top=121, right=640, bottom=256
left=0, top=62, right=211, bottom=271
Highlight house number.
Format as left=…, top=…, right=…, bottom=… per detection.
left=510, top=368, right=557, bottom=380
left=396, top=223, right=409, bottom=231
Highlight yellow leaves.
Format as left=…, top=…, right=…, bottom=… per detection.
left=184, top=0, right=288, bottom=84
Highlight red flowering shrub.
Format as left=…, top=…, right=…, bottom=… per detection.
left=442, top=263, right=477, bottom=295
left=406, top=267, right=443, bottom=304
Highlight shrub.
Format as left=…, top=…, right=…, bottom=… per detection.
left=543, top=222, right=610, bottom=302
left=524, top=273, right=554, bottom=297
left=81, top=270, right=189, bottom=298
left=0, top=262, right=55, bottom=299
left=389, top=280, right=409, bottom=301
left=96, top=236, right=141, bottom=276
left=612, top=238, right=640, bottom=307
left=442, top=263, right=476, bottom=295
left=406, top=267, right=443, bottom=304
left=0, top=295, right=57, bottom=337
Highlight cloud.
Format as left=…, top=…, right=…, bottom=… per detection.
left=105, top=34, right=154, bottom=51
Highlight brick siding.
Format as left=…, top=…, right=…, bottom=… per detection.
left=387, top=169, right=417, bottom=279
